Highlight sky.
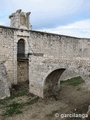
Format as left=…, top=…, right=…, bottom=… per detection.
left=0, top=0, right=90, bottom=38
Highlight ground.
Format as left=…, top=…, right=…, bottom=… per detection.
left=0, top=77, right=90, bottom=120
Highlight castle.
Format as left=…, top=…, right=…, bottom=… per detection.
left=0, top=10, right=90, bottom=99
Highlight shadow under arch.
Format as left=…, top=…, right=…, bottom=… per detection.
left=43, top=67, right=89, bottom=98
left=43, top=68, right=66, bottom=97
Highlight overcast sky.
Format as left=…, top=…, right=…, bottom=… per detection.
left=0, top=0, right=90, bottom=38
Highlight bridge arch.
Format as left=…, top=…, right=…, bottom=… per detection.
left=29, top=55, right=90, bottom=98
left=43, top=67, right=89, bottom=97
left=43, top=68, right=65, bottom=97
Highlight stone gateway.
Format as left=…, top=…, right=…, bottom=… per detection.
left=0, top=9, right=90, bottom=99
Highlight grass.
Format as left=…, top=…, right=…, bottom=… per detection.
left=2, top=96, right=39, bottom=117
left=3, top=102, right=23, bottom=116
left=25, top=96, right=39, bottom=105
left=0, top=84, right=39, bottom=117
left=17, top=89, right=27, bottom=97
left=0, top=88, right=27, bottom=106
left=60, top=76, right=84, bottom=87
left=0, top=96, right=15, bottom=105
left=0, top=77, right=85, bottom=117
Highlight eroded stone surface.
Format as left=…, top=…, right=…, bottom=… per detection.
left=0, top=62, right=10, bottom=99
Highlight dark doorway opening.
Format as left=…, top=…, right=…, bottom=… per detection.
left=17, top=39, right=25, bottom=58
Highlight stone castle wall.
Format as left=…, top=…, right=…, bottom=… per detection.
left=29, top=31, right=90, bottom=59
left=0, top=26, right=90, bottom=85
left=17, top=61, right=29, bottom=83
left=1, top=10, right=90, bottom=98
left=28, top=31, right=90, bottom=97
left=0, top=27, right=15, bottom=84
left=0, top=62, right=10, bottom=99
left=0, top=25, right=90, bottom=98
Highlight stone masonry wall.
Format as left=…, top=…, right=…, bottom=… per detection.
left=29, top=31, right=90, bottom=97
left=0, top=62, right=10, bottom=99
left=0, top=26, right=15, bottom=84
left=0, top=25, right=90, bottom=98
left=17, top=61, right=29, bottom=83
left=29, top=31, right=90, bottom=59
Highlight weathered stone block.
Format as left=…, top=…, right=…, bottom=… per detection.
left=0, top=62, right=10, bottom=99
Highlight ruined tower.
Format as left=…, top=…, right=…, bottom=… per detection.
left=9, top=9, right=32, bottom=30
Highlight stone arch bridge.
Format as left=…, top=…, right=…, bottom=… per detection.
left=0, top=10, right=90, bottom=98
left=29, top=52, right=90, bottom=98
left=0, top=26, right=90, bottom=99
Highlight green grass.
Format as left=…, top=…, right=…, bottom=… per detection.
left=3, top=102, right=23, bottom=116
left=0, top=96, right=15, bottom=105
left=1, top=76, right=85, bottom=117
left=0, top=86, right=38, bottom=117
left=1, top=95, right=38, bottom=117
left=0, top=88, right=27, bottom=105
left=17, top=89, right=27, bottom=97
left=60, top=76, right=84, bottom=87
left=2, top=97, right=39, bottom=117
left=24, top=96, right=39, bottom=105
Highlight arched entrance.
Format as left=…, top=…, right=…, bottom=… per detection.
left=17, top=39, right=25, bottom=58
left=44, top=69, right=66, bottom=97
left=17, top=39, right=29, bottom=83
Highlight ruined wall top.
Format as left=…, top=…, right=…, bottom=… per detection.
left=9, top=9, right=32, bottom=30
